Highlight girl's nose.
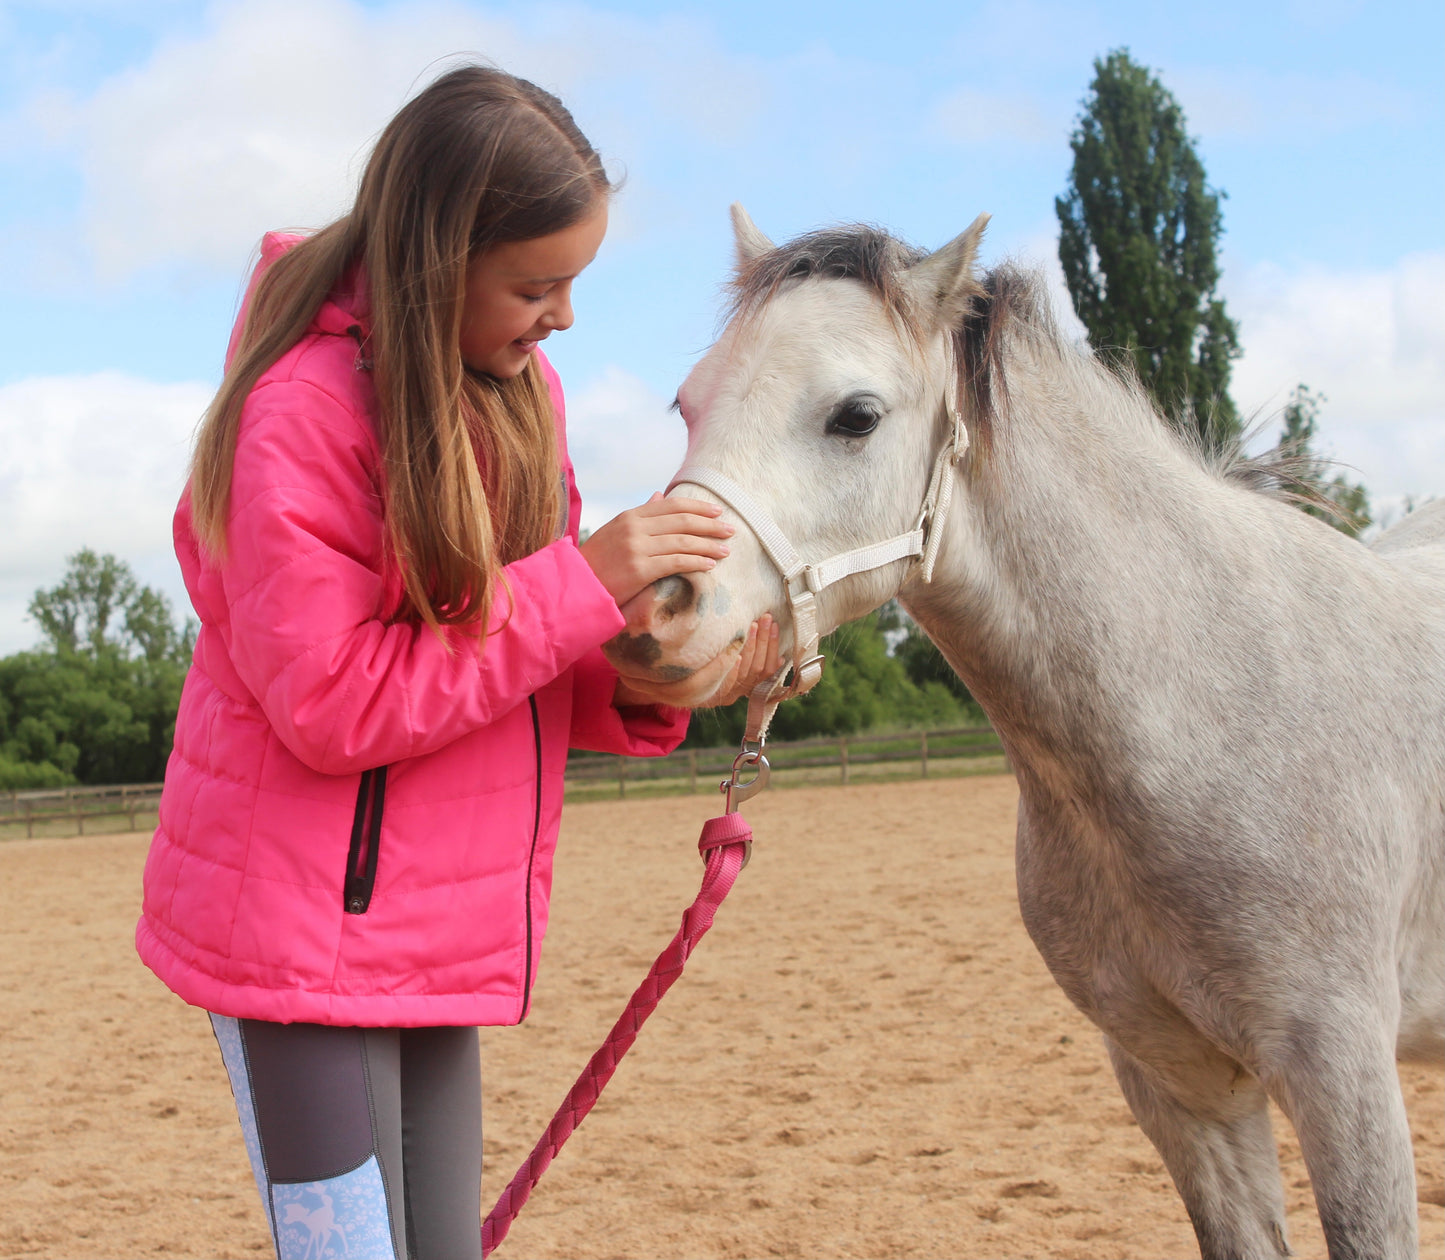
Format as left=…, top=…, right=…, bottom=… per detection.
left=546, top=285, right=575, bottom=332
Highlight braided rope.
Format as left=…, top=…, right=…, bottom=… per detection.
left=481, top=811, right=754, bottom=1256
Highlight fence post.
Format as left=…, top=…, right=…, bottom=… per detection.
left=76, top=809, right=85, bottom=836
left=920, top=730, right=929, bottom=779
left=617, top=756, right=627, bottom=799
left=840, top=736, right=849, bottom=786
left=24, top=799, right=33, bottom=840
left=688, top=749, right=698, bottom=794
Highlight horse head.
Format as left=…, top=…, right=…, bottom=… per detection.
left=604, top=205, right=989, bottom=708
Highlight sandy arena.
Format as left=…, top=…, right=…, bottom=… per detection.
left=1, top=774, right=1440, bottom=1259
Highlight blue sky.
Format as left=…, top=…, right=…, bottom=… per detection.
left=1, top=0, right=1441, bottom=651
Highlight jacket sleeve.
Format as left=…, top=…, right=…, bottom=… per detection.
left=567, top=647, right=690, bottom=755
left=218, top=371, right=628, bottom=776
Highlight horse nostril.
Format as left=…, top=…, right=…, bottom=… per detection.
left=653, top=575, right=696, bottom=620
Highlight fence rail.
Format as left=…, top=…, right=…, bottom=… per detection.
left=1, top=781, right=165, bottom=839
left=1, top=726, right=1008, bottom=840
left=564, top=725, right=1007, bottom=801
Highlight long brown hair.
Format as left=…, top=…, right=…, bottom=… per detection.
left=190, top=65, right=610, bottom=632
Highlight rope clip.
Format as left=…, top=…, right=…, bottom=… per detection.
left=719, top=743, right=770, bottom=848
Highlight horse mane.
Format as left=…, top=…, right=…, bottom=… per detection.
left=729, top=224, right=1335, bottom=508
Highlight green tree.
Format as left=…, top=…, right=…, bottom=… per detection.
left=0, top=551, right=194, bottom=789
left=1276, top=385, right=1372, bottom=537
left=28, top=549, right=139, bottom=655
left=1057, top=48, right=1241, bottom=450
left=890, top=609, right=975, bottom=709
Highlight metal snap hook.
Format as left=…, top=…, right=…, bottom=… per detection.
left=720, top=744, right=770, bottom=816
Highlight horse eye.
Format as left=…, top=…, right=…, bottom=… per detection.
left=827, top=401, right=882, bottom=437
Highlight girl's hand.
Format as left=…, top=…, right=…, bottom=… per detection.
left=705, top=613, right=782, bottom=709
left=614, top=614, right=781, bottom=710
left=580, top=493, right=734, bottom=607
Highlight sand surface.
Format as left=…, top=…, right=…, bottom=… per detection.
left=1, top=775, right=1440, bottom=1259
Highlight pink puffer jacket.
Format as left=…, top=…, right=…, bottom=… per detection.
left=136, top=235, right=687, bottom=1027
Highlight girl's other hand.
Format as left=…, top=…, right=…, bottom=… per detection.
left=580, top=492, right=735, bottom=607
left=705, top=613, right=782, bottom=709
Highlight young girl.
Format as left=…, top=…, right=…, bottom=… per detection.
left=136, top=65, right=777, bottom=1259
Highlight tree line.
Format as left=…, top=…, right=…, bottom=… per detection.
left=5, top=49, right=1379, bottom=789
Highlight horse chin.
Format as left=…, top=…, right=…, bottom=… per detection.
left=604, top=633, right=744, bottom=709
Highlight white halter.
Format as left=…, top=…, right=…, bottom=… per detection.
left=669, top=403, right=969, bottom=744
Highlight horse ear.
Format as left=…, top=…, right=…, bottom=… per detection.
left=730, top=203, right=775, bottom=268
left=905, top=213, right=991, bottom=327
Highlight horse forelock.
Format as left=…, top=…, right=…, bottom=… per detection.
left=727, top=224, right=928, bottom=337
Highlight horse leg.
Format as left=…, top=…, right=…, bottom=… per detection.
left=1104, top=1034, right=1290, bottom=1260
left=1259, top=1021, right=1417, bottom=1260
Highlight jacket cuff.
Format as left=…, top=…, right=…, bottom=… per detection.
left=568, top=648, right=690, bottom=756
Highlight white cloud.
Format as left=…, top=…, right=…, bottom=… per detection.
left=16, top=0, right=768, bottom=281
left=57, top=0, right=545, bottom=278
left=563, top=365, right=688, bottom=532
left=1227, top=251, right=1445, bottom=498
left=0, top=372, right=205, bottom=652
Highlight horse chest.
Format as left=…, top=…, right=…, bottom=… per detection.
left=1012, top=797, right=1194, bottom=1025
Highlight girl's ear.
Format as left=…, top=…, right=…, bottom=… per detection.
left=730, top=203, right=774, bottom=269
left=903, top=213, right=990, bottom=329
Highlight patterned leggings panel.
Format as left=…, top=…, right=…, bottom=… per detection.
left=209, top=1014, right=483, bottom=1260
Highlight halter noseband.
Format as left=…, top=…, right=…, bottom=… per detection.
left=668, top=402, right=969, bottom=744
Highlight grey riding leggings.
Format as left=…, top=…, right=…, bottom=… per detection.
left=210, top=1014, right=483, bottom=1260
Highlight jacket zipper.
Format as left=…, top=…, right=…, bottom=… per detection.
left=344, top=766, right=388, bottom=914
left=518, top=695, right=543, bottom=1020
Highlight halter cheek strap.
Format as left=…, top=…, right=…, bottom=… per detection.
left=668, top=403, right=969, bottom=744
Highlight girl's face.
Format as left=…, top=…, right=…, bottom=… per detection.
left=460, top=201, right=609, bottom=378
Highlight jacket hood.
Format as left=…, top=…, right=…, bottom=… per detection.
left=225, top=231, right=371, bottom=370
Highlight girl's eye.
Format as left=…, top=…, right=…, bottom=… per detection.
left=826, top=399, right=882, bottom=437
left=521, top=291, right=549, bottom=304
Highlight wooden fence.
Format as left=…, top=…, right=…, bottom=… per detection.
left=1, top=726, right=1008, bottom=839
left=0, top=781, right=166, bottom=840
left=563, top=724, right=1007, bottom=803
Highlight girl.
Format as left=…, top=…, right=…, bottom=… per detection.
left=136, top=65, right=777, bottom=1259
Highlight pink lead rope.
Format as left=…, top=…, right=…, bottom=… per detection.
left=480, top=810, right=755, bottom=1257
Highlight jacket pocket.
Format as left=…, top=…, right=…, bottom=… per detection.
left=344, top=766, right=388, bottom=914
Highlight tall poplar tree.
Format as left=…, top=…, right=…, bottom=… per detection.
left=1057, top=49, right=1241, bottom=449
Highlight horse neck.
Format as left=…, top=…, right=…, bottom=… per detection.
left=903, top=340, right=1270, bottom=779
